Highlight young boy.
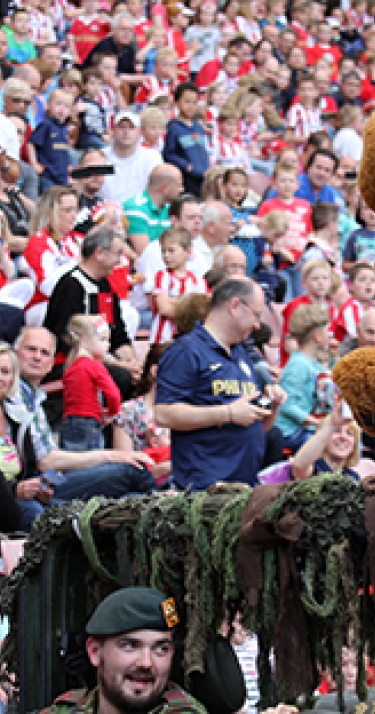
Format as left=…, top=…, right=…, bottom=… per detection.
left=343, top=199, right=375, bottom=271
left=333, top=262, right=375, bottom=342
left=3, top=8, right=37, bottom=64
left=280, top=258, right=335, bottom=366
left=285, top=72, right=322, bottom=149
left=75, top=68, right=108, bottom=149
left=27, top=89, right=73, bottom=192
left=258, top=161, right=312, bottom=300
left=134, top=47, right=177, bottom=108
left=140, top=106, right=167, bottom=153
left=302, top=201, right=340, bottom=267
left=149, top=226, right=209, bottom=343
left=163, top=81, right=209, bottom=197
left=216, top=51, right=241, bottom=92
left=211, top=105, right=248, bottom=170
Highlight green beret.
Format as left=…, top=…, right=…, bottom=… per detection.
left=86, top=587, right=179, bottom=637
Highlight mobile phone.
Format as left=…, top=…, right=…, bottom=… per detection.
left=253, top=395, right=273, bottom=409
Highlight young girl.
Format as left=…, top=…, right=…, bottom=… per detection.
left=205, top=80, right=229, bottom=148
left=60, top=314, right=121, bottom=451
left=184, top=1, right=221, bottom=78
left=223, top=167, right=261, bottom=275
left=117, top=343, right=171, bottom=487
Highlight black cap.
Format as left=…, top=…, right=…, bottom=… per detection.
left=86, top=587, right=179, bottom=637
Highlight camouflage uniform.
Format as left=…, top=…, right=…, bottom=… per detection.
left=41, top=684, right=208, bottom=714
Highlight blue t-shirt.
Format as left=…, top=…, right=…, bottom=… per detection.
left=265, top=174, right=345, bottom=207
left=28, top=116, right=69, bottom=185
left=155, top=323, right=265, bottom=490
left=228, top=204, right=263, bottom=277
left=314, top=457, right=359, bottom=481
left=343, top=227, right=375, bottom=264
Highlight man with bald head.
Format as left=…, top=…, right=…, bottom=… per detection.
left=124, top=163, right=184, bottom=254
left=101, top=110, right=162, bottom=205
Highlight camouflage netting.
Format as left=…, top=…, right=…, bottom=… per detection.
left=1, top=474, right=375, bottom=709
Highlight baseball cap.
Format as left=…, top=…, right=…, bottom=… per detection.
left=114, top=110, right=141, bottom=128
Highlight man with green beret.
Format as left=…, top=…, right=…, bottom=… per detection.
left=41, top=586, right=208, bottom=714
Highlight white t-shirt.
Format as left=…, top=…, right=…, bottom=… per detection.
left=100, top=143, right=162, bottom=204
left=0, top=113, right=20, bottom=161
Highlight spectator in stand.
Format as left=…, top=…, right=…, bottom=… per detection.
left=163, top=82, right=209, bottom=197
left=21, top=187, right=82, bottom=328
left=333, top=105, right=364, bottom=164
left=335, top=70, right=363, bottom=109
left=100, top=110, right=162, bottom=205
left=27, top=89, right=73, bottom=193
left=285, top=72, right=322, bottom=150
left=290, top=0, right=311, bottom=47
left=333, top=263, right=375, bottom=342
left=279, top=258, right=335, bottom=367
left=75, top=68, right=108, bottom=150
left=277, top=26, right=297, bottom=64
left=343, top=198, right=375, bottom=271
left=164, top=3, right=193, bottom=83
left=184, top=0, right=221, bottom=79
left=123, top=163, right=183, bottom=255
left=67, top=0, right=110, bottom=66
left=258, top=161, right=312, bottom=300
left=302, top=202, right=340, bottom=268
left=0, top=30, right=12, bottom=81
left=360, top=55, right=375, bottom=114
left=211, top=105, right=248, bottom=170
left=149, top=226, right=209, bottom=344
left=3, top=9, right=37, bottom=64
left=134, top=48, right=177, bottom=108
left=295, top=149, right=340, bottom=206
left=307, top=21, right=342, bottom=77
left=275, top=303, right=331, bottom=453
left=124, top=0, right=151, bottom=48
left=83, top=12, right=137, bottom=86
left=140, top=107, right=166, bottom=154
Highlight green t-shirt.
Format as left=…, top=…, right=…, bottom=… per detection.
left=123, top=190, right=171, bottom=242
left=3, top=25, right=36, bottom=63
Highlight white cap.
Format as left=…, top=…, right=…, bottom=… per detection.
left=114, top=110, right=140, bottom=127
left=176, top=2, right=195, bottom=15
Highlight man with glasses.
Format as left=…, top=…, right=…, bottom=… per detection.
left=155, top=277, right=285, bottom=490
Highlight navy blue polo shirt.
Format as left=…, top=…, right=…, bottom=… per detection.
left=156, top=323, right=265, bottom=490
left=29, top=116, right=69, bottom=185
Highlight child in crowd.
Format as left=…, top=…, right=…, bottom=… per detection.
left=60, top=314, right=121, bottom=451
left=276, top=303, right=331, bottom=453
left=163, top=82, right=209, bottom=197
left=4, top=8, right=37, bottom=64
left=223, top=167, right=261, bottom=276
left=117, top=343, right=171, bottom=487
left=149, top=226, right=209, bottom=344
left=94, top=52, right=121, bottom=129
left=59, top=68, right=83, bottom=100
left=75, top=68, right=108, bottom=149
left=205, top=80, right=229, bottom=149
left=222, top=612, right=260, bottom=714
left=211, top=105, right=248, bottom=169
left=302, top=202, right=341, bottom=268
left=27, top=89, right=73, bottom=193
left=134, top=48, right=178, bottom=107
left=67, top=0, right=110, bottom=66
left=216, top=51, right=241, bottom=92
left=254, top=211, right=290, bottom=303
left=136, top=23, right=167, bottom=74
left=280, top=259, right=335, bottom=366
left=258, top=161, right=312, bottom=300
left=285, top=73, right=322, bottom=149
left=343, top=199, right=375, bottom=270
left=238, top=92, right=264, bottom=155
left=333, top=262, right=375, bottom=342
left=140, top=106, right=167, bottom=153
left=184, top=0, right=221, bottom=77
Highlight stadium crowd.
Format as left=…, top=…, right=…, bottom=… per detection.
left=0, top=0, right=373, bottom=706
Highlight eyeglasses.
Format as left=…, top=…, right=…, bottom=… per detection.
left=239, top=299, right=262, bottom=321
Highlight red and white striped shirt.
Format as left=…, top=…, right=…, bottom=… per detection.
left=211, top=133, right=248, bottom=169
left=134, top=76, right=175, bottom=107
left=97, top=85, right=117, bottom=129
left=150, top=268, right=209, bottom=344
left=286, top=103, right=322, bottom=145
left=333, top=298, right=368, bottom=342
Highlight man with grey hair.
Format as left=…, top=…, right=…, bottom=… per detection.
left=155, top=277, right=285, bottom=490
left=193, top=200, right=233, bottom=274
left=44, top=225, right=140, bottom=398
left=83, top=11, right=137, bottom=78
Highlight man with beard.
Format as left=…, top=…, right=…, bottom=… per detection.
left=43, top=587, right=208, bottom=714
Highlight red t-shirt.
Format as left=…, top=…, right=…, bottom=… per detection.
left=257, top=197, right=312, bottom=264
left=68, top=15, right=111, bottom=65
left=63, top=355, right=121, bottom=421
